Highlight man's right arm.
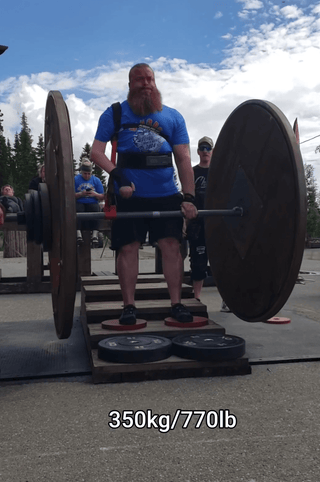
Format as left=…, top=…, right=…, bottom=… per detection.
left=90, top=139, right=135, bottom=199
left=90, top=139, right=116, bottom=174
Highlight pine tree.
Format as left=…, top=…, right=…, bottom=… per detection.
left=304, top=163, right=320, bottom=238
left=13, top=113, right=38, bottom=198
left=35, top=133, right=45, bottom=169
left=0, top=109, right=9, bottom=188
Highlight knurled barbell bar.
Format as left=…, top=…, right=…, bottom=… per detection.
left=3, top=91, right=306, bottom=340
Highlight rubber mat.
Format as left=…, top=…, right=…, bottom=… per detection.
left=0, top=317, right=91, bottom=380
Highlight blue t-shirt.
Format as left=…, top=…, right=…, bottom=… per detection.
left=75, top=174, right=104, bottom=204
left=94, top=101, right=189, bottom=198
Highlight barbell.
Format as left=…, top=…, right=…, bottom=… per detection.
left=2, top=91, right=307, bottom=339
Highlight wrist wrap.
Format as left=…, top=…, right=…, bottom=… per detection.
left=110, top=168, right=132, bottom=188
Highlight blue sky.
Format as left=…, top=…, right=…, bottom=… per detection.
left=1, top=0, right=320, bottom=183
left=1, top=0, right=258, bottom=77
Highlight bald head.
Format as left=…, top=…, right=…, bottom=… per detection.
left=129, top=63, right=154, bottom=82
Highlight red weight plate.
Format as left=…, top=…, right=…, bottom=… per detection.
left=205, top=100, right=307, bottom=322
left=164, top=316, right=209, bottom=328
left=264, top=317, right=291, bottom=324
left=45, top=91, right=77, bottom=339
left=101, top=319, right=147, bottom=331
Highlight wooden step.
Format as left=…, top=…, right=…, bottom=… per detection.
left=90, top=349, right=251, bottom=384
left=83, top=298, right=208, bottom=323
left=81, top=274, right=167, bottom=286
left=82, top=282, right=193, bottom=302
left=84, top=319, right=225, bottom=349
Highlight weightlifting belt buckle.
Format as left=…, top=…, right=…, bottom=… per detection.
left=146, top=155, right=172, bottom=167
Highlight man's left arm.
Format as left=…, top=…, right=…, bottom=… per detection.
left=173, top=144, right=198, bottom=220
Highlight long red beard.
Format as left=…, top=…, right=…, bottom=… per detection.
left=127, top=87, right=162, bottom=116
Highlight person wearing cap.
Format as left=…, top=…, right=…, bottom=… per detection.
left=75, top=159, right=105, bottom=247
left=90, top=63, right=198, bottom=325
left=187, top=137, right=231, bottom=312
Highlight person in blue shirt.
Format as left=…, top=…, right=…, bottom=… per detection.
left=91, top=63, right=198, bottom=325
left=75, top=159, right=105, bottom=247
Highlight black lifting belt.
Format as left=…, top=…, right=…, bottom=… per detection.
left=117, top=152, right=173, bottom=169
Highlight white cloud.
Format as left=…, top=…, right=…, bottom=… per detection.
left=237, top=0, right=264, bottom=9
left=280, top=5, right=303, bottom=19
left=313, top=4, right=320, bottom=15
left=214, top=11, right=223, bottom=19
left=222, top=33, right=233, bottom=40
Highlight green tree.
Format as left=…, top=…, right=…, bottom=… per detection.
left=304, top=163, right=320, bottom=238
left=35, top=133, right=45, bottom=169
left=12, top=113, right=38, bottom=198
left=0, top=109, right=9, bottom=187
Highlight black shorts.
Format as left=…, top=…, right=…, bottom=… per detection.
left=111, top=194, right=183, bottom=251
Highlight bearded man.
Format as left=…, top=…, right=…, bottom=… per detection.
left=91, top=63, right=197, bottom=325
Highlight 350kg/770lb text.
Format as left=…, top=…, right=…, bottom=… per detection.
left=108, top=409, right=237, bottom=433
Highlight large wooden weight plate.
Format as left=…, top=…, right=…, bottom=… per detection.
left=45, top=91, right=77, bottom=338
left=205, top=100, right=307, bottom=322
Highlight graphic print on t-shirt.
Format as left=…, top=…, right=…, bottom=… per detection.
left=133, top=125, right=166, bottom=152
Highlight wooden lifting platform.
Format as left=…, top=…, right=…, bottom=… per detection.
left=80, top=274, right=251, bottom=384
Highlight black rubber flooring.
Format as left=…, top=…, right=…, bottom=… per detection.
left=0, top=317, right=91, bottom=381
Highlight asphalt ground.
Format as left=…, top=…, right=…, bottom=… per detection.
left=1, top=247, right=320, bottom=481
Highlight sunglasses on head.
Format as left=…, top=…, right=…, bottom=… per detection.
left=199, top=145, right=212, bottom=152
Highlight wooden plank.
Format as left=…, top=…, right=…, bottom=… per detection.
left=81, top=274, right=167, bottom=286
left=90, top=349, right=251, bottom=384
left=84, top=298, right=208, bottom=322
left=0, top=279, right=51, bottom=294
left=92, top=271, right=114, bottom=277
left=0, top=221, right=26, bottom=232
left=27, top=241, right=42, bottom=283
left=82, top=282, right=193, bottom=302
left=88, top=319, right=225, bottom=348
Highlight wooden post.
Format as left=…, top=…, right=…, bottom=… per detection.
left=3, top=231, right=27, bottom=258
left=155, top=245, right=163, bottom=274
left=27, top=241, right=43, bottom=283
left=77, top=230, right=92, bottom=278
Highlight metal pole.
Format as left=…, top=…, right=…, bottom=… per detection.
left=4, top=207, right=244, bottom=225
left=76, top=207, right=244, bottom=221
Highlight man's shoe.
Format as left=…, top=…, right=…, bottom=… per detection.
left=220, top=301, right=231, bottom=313
left=119, top=305, right=137, bottom=325
left=92, top=236, right=99, bottom=248
left=77, top=235, right=84, bottom=247
left=171, top=303, right=193, bottom=323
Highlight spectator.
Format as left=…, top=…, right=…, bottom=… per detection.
left=29, top=164, right=45, bottom=191
left=187, top=137, right=231, bottom=312
left=75, top=158, right=105, bottom=247
left=0, top=184, right=24, bottom=213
